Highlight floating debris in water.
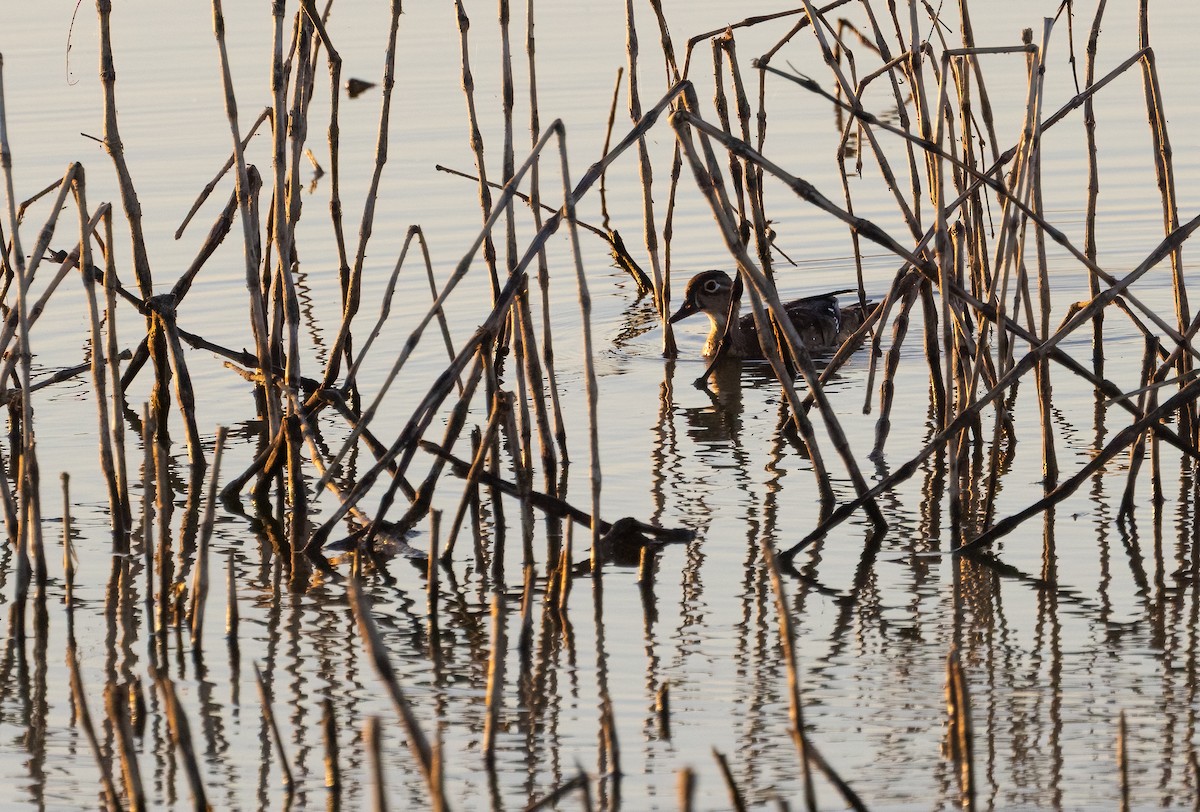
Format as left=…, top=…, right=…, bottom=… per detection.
left=345, top=77, right=376, bottom=98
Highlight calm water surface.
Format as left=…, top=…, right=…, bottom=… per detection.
left=3, top=1, right=1200, bottom=809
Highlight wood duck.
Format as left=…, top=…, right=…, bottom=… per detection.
left=668, top=270, right=874, bottom=359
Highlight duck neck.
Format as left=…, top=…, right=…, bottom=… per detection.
left=703, top=299, right=747, bottom=358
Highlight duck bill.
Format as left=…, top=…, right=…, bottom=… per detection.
left=668, top=300, right=698, bottom=324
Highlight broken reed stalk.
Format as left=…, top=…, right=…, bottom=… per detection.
left=483, top=591, right=506, bottom=768
left=190, top=426, right=227, bottom=648
left=254, top=661, right=295, bottom=792
left=522, top=772, right=589, bottom=812
left=1118, top=710, right=1129, bottom=812
left=1083, top=1, right=1107, bottom=375
left=156, top=676, right=211, bottom=811
left=713, top=748, right=747, bottom=812
left=623, top=0, right=674, bottom=358
left=523, top=0, right=571, bottom=470
left=175, top=107, right=270, bottom=240
left=452, top=0, right=501, bottom=300
left=317, top=0, right=402, bottom=389
left=210, top=0, right=280, bottom=441
left=761, top=540, right=867, bottom=812
left=347, top=576, right=436, bottom=791
left=61, top=473, right=74, bottom=605
left=677, top=767, right=695, bottom=812
left=945, top=647, right=975, bottom=808
left=68, top=650, right=120, bottom=811
left=105, top=683, right=146, bottom=811
left=322, top=696, right=341, bottom=792
left=140, top=404, right=158, bottom=673
left=365, top=716, right=388, bottom=812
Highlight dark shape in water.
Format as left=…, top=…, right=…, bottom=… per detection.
left=345, top=77, right=376, bottom=98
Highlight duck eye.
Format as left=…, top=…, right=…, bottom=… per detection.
left=702, top=279, right=721, bottom=294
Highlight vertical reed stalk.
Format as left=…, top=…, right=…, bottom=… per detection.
left=322, top=696, right=340, bottom=793
left=210, top=0, right=280, bottom=436
left=1117, top=710, right=1129, bottom=812
left=254, top=661, right=295, bottom=792
left=483, top=592, right=507, bottom=767
left=624, top=0, right=674, bottom=357
left=190, top=427, right=227, bottom=648
left=366, top=717, right=388, bottom=812
left=157, top=676, right=211, bottom=811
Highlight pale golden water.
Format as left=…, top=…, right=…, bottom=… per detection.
left=2, top=1, right=1200, bottom=809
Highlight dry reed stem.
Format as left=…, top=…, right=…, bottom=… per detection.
left=75, top=192, right=126, bottom=541
left=189, top=427, right=227, bottom=647
left=139, top=404, right=157, bottom=672
left=523, top=772, right=589, bottom=811
left=677, top=767, right=695, bottom=811
left=499, top=0, right=518, bottom=278
left=156, top=675, right=212, bottom=811
left=945, top=647, right=975, bottom=808
left=1118, top=710, right=1129, bottom=812
left=318, top=0, right=402, bottom=389
left=483, top=592, right=507, bottom=767
left=365, top=716, right=388, bottom=812
left=523, top=3, right=572, bottom=466
left=624, top=0, right=674, bottom=358
left=790, top=204, right=1200, bottom=552
left=210, top=1, right=280, bottom=437
left=253, top=661, right=295, bottom=791
left=961, top=373, right=1200, bottom=550
left=105, top=683, right=146, bottom=811
left=1083, top=0, right=1108, bottom=374
left=322, top=696, right=340, bottom=791
left=296, top=0, right=350, bottom=317
left=347, top=575, right=436, bottom=788
left=762, top=540, right=867, bottom=811
left=452, top=0, right=501, bottom=301
left=713, top=748, right=747, bottom=812
left=151, top=300, right=205, bottom=469
left=175, top=108, right=270, bottom=240
left=273, top=7, right=309, bottom=423
left=96, top=1, right=153, bottom=299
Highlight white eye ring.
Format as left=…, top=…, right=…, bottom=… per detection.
left=702, top=279, right=721, bottom=294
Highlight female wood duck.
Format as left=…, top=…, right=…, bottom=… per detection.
left=668, top=270, right=874, bottom=359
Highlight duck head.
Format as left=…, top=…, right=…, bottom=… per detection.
left=669, top=270, right=741, bottom=357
